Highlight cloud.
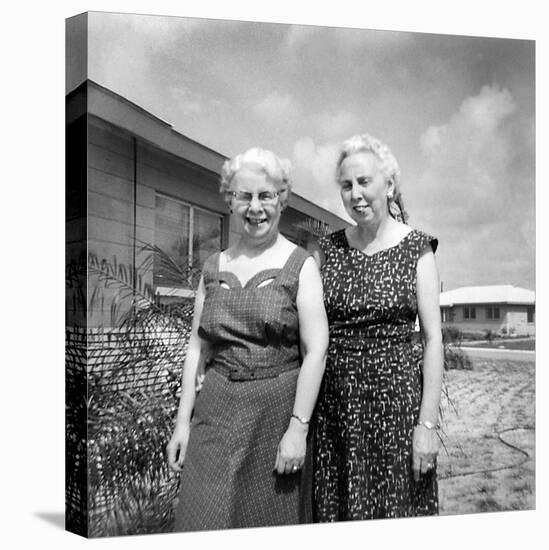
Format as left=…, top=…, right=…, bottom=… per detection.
left=412, top=84, right=534, bottom=289
left=311, top=110, right=358, bottom=142
left=331, top=26, right=413, bottom=52
left=127, top=12, right=202, bottom=45
left=285, top=23, right=413, bottom=56
left=291, top=137, right=351, bottom=221
left=417, top=84, right=518, bottom=225
left=169, top=85, right=226, bottom=120
left=421, top=84, right=515, bottom=155
left=458, top=85, right=516, bottom=133
left=170, top=86, right=205, bottom=115
left=252, top=92, right=301, bottom=121
left=284, top=25, right=321, bottom=50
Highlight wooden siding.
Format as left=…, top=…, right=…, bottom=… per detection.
left=66, top=107, right=87, bottom=328
left=85, top=117, right=226, bottom=328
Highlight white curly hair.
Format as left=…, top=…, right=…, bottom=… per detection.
left=220, top=147, right=292, bottom=207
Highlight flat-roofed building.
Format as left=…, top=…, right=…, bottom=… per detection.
left=66, top=79, right=349, bottom=328
left=440, top=285, right=535, bottom=336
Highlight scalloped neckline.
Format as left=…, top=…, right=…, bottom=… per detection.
left=216, top=245, right=299, bottom=289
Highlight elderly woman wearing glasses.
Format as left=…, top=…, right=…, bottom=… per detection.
left=167, top=147, right=328, bottom=531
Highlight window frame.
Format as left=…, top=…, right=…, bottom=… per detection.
left=486, top=305, right=500, bottom=320
left=464, top=306, right=476, bottom=320
left=153, top=192, right=224, bottom=295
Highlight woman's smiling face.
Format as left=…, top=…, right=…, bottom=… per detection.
left=229, top=167, right=283, bottom=243
left=338, top=152, right=393, bottom=226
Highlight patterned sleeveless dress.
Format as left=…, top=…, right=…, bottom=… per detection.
left=313, top=229, right=439, bottom=521
left=174, top=246, right=313, bottom=532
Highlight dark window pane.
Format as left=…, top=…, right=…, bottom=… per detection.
left=154, top=196, right=190, bottom=287
left=192, top=208, right=222, bottom=285
left=153, top=195, right=223, bottom=290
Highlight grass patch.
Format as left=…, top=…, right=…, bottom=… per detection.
left=438, top=357, right=535, bottom=516
left=463, top=339, right=535, bottom=351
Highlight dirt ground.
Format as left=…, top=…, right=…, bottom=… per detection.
left=437, top=358, right=535, bottom=515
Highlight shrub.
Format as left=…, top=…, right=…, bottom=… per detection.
left=442, top=326, right=463, bottom=346
left=442, top=327, right=473, bottom=371
left=444, top=347, right=473, bottom=370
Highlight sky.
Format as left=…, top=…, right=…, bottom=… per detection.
left=1, top=2, right=546, bottom=549
left=86, top=11, right=535, bottom=292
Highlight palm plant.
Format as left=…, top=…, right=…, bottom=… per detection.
left=67, top=243, right=198, bottom=536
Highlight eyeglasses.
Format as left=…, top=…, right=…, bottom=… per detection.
left=226, top=189, right=285, bottom=205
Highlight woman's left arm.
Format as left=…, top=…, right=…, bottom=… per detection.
left=274, top=256, right=329, bottom=474
left=413, top=247, right=444, bottom=481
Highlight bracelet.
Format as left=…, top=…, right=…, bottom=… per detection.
left=417, top=419, right=439, bottom=430
left=291, top=414, right=310, bottom=425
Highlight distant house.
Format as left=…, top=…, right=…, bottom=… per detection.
left=440, top=285, right=535, bottom=336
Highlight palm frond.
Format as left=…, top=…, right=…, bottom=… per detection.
left=294, top=218, right=332, bottom=238
left=67, top=243, right=200, bottom=535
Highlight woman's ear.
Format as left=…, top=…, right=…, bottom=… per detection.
left=386, top=178, right=395, bottom=200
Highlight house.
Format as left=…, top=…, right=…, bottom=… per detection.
left=439, top=285, right=535, bottom=336
left=65, top=66, right=350, bottom=539
left=65, top=79, right=349, bottom=328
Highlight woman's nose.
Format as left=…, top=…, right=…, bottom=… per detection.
left=247, top=195, right=263, bottom=211
left=350, top=180, right=362, bottom=200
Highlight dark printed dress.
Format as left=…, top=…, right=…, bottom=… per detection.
left=313, top=229, right=439, bottom=521
left=174, top=246, right=312, bottom=532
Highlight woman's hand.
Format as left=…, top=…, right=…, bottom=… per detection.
left=412, top=424, right=439, bottom=481
left=273, top=420, right=308, bottom=475
left=167, top=422, right=191, bottom=472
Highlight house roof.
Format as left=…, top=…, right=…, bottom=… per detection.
left=67, top=79, right=349, bottom=230
left=440, top=285, right=535, bottom=306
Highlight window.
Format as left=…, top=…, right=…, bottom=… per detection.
left=441, top=308, right=454, bottom=323
left=486, top=306, right=500, bottom=320
left=154, top=194, right=223, bottom=293
left=527, top=306, right=535, bottom=323
left=463, top=306, right=476, bottom=320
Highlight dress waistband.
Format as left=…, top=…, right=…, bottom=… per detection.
left=206, top=358, right=300, bottom=382
left=330, top=334, right=413, bottom=351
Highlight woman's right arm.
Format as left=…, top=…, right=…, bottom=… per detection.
left=167, top=275, right=209, bottom=472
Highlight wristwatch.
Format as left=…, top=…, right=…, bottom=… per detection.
left=291, top=414, right=310, bottom=425
left=417, top=419, right=439, bottom=430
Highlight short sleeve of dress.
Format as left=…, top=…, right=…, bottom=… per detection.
left=415, top=231, right=438, bottom=254
left=317, top=230, right=346, bottom=266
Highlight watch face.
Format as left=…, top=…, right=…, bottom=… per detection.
left=422, top=420, right=435, bottom=429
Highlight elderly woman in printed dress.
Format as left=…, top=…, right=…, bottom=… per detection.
left=311, top=133, right=444, bottom=521
left=167, top=147, right=328, bottom=531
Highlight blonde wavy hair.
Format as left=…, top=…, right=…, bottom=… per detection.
left=336, top=134, right=407, bottom=222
